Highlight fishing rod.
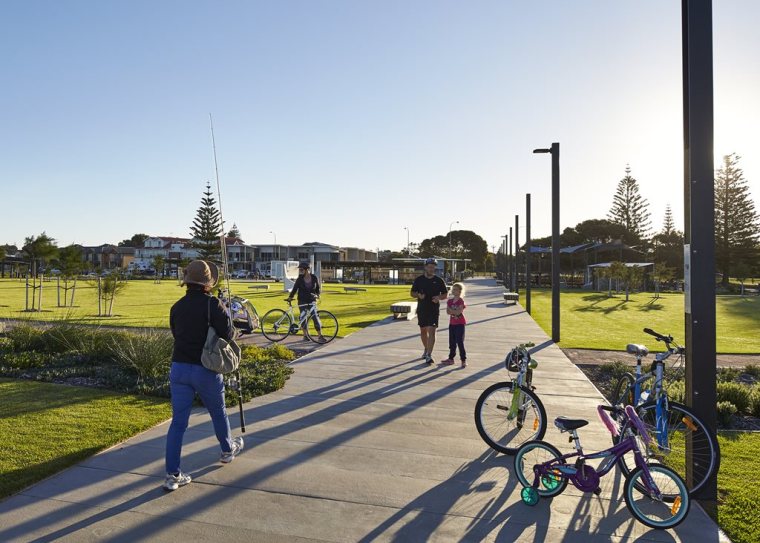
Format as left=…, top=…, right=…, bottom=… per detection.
left=210, top=113, right=246, bottom=433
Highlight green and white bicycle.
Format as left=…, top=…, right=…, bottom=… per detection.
left=474, top=342, right=547, bottom=454
left=261, top=298, right=339, bottom=344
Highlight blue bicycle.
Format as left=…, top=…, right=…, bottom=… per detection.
left=610, top=328, right=719, bottom=496
left=515, top=404, right=691, bottom=530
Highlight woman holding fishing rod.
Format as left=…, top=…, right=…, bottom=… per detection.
left=163, top=260, right=244, bottom=491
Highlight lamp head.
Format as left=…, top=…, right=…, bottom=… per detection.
left=533, top=148, right=551, bottom=154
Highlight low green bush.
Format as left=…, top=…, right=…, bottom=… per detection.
left=108, top=329, right=172, bottom=383
left=717, top=401, right=737, bottom=426
left=717, top=367, right=741, bottom=383
left=744, top=364, right=760, bottom=380
left=666, top=379, right=686, bottom=403
left=750, top=386, right=760, bottom=418
left=598, top=361, right=632, bottom=381
left=5, top=325, right=47, bottom=352
left=717, top=382, right=752, bottom=414
left=0, top=351, right=53, bottom=370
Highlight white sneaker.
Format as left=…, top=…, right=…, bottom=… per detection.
left=163, top=471, right=192, bottom=491
left=221, top=436, right=244, bottom=463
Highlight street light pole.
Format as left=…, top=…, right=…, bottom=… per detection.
left=269, top=231, right=277, bottom=259
left=682, top=0, right=716, bottom=511
left=403, top=226, right=410, bottom=255
left=449, top=220, right=459, bottom=279
left=526, top=193, right=532, bottom=314
left=514, top=215, right=519, bottom=294
left=534, top=143, right=561, bottom=342
left=508, top=227, right=512, bottom=290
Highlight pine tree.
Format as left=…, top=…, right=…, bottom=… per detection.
left=190, top=182, right=222, bottom=261
left=715, top=154, right=759, bottom=285
left=227, top=223, right=241, bottom=240
left=607, top=165, right=652, bottom=244
left=662, top=204, right=676, bottom=236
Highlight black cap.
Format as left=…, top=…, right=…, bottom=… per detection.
left=424, top=258, right=437, bottom=265
left=298, top=261, right=310, bottom=269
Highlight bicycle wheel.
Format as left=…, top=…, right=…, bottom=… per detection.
left=474, top=382, right=547, bottom=455
left=260, top=309, right=292, bottom=342
left=617, top=401, right=719, bottom=496
left=611, top=372, right=635, bottom=407
left=305, top=310, right=338, bottom=343
left=624, top=464, right=690, bottom=529
left=514, top=440, right=568, bottom=498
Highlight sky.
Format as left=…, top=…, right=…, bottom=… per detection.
left=2, top=1, right=759, bottom=253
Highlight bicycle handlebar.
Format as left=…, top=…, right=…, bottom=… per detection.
left=643, top=328, right=673, bottom=344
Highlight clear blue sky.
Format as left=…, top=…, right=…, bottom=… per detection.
left=2, top=1, right=758, bottom=252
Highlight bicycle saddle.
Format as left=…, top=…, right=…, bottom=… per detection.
left=554, top=417, right=589, bottom=431
left=626, top=344, right=649, bottom=357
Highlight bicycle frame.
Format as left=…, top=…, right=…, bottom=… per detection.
left=531, top=406, right=663, bottom=498
left=506, top=345, right=537, bottom=420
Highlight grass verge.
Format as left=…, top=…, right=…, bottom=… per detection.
left=0, top=378, right=171, bottom=499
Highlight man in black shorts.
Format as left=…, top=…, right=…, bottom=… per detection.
left=411, top=258, right=448, bottom=365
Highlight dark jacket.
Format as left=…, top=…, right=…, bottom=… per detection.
left=170, top=289, right=234, bottom=365
left=289, top=274, right=321, bottom=305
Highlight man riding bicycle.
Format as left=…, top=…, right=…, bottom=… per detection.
left=287, top=261, right=326, bottom=342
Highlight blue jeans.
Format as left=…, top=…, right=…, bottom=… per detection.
left=165, top=362, right=233, bottom=474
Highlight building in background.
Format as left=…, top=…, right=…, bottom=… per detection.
left=81, top=245, right=135, bottom=270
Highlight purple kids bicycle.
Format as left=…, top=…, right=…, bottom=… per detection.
left=514, top=404, right=690, bottom=530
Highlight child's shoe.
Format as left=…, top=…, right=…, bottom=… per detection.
left=460, top=359, right=467, bottom=368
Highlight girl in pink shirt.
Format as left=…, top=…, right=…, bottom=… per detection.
left=443, top=283, right=467, bottom=367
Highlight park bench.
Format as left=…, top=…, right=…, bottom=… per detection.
left=503, top=292, right=519, bottom=305
left=344, top=287, right=367, bottom=294
left=390, top=301, right=417, bottom=320
left=248, top=285, right=270, bottom=291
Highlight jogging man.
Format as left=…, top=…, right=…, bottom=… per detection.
left=411, top=258, right=448, bottom=365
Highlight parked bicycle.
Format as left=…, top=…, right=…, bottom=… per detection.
left=610, top=328, right=720, bottom=496
left=474, top=343, right=547, bottom=454
left=261, top=299, right=338, bottom=343
left=515, top=404, right=691, bottom=530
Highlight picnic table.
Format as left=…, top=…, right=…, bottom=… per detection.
left=390, top=301, right=417, bottom=320
left=503, top=292, right=519, bottom=305
left=344, top=287, right=367, bottom=294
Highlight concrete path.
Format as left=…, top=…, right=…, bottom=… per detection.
left=0, top=279, right=727, bottom=542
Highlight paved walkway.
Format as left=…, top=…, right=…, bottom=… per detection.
left=0, top=280, right=727, bottom=542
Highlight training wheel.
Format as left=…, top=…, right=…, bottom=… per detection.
left=521, top=486, right=539, bottom=506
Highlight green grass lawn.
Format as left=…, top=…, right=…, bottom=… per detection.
left=0, top=279, right=411, bottom=337
left=528, top=289, right=760, bottom=353
left=716, top=432, right=760, bottom=543
left=0, top=378, right=171, bottom=499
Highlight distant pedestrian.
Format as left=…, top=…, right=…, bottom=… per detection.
left=411, top=258, right=448, bottom=365
left=442, top=282, right=467, bottom=368
left=164, top=260, right=244, bottom=492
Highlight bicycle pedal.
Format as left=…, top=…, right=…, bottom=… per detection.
left=531, top=386, right=537, bottom=391
left=593, top=487, right=602, bottom=496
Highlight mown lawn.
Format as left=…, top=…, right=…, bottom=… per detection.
left=716, top=432, right=760, bottom=543
left=528, top=289, right=760, bottom=353
left=0, top=378, right=171, bottom=499
left=0, top=279, right=410, bottom=337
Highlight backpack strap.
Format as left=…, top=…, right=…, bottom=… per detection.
left=207, top=297, right=211, bottom=327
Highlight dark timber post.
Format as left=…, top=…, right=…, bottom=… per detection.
left=533, top=143, right=561, bottom=342
left=514, top=215, right=519, bottom=294
left=682, top=0, right=717, bottom=512
left=526, top=194, right=532, bottom=314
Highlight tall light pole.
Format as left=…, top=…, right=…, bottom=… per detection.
left=533, top=143, right=560, bottom=342
left=269, top=231, right=277, bottom=259
left=448, top=220, right=459, bottom=278
left=526, top=193, right=532, bottom=314
left=508, top=227, right=513, bottom=290
left=403, top=226, right=410, bottom=256
left=514, top=215, right=519, bottom=294
left=682, top=0, right=716, bottom=510
left=500, top=235, right=507, bottom=284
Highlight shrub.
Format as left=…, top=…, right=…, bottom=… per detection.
left=717, top=367, right=741, bottom=383
left=666, top=379, right=686, bottom=404
left=717, top=382, right=752, bottom=414
left=44, top=323, right=127, bottom=361
left=109, top=329, right=172, bottom=383
left=0, top=351, right=52, bottom=369
left=750, top=386, right=760, bottom=418
left=598, top=361, right=632, bottom=381
left=716, top=401, right=737, bottom=427
left=744, top=364, right=760, bottom=380
left=5, top=325, right=47, bottom=352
